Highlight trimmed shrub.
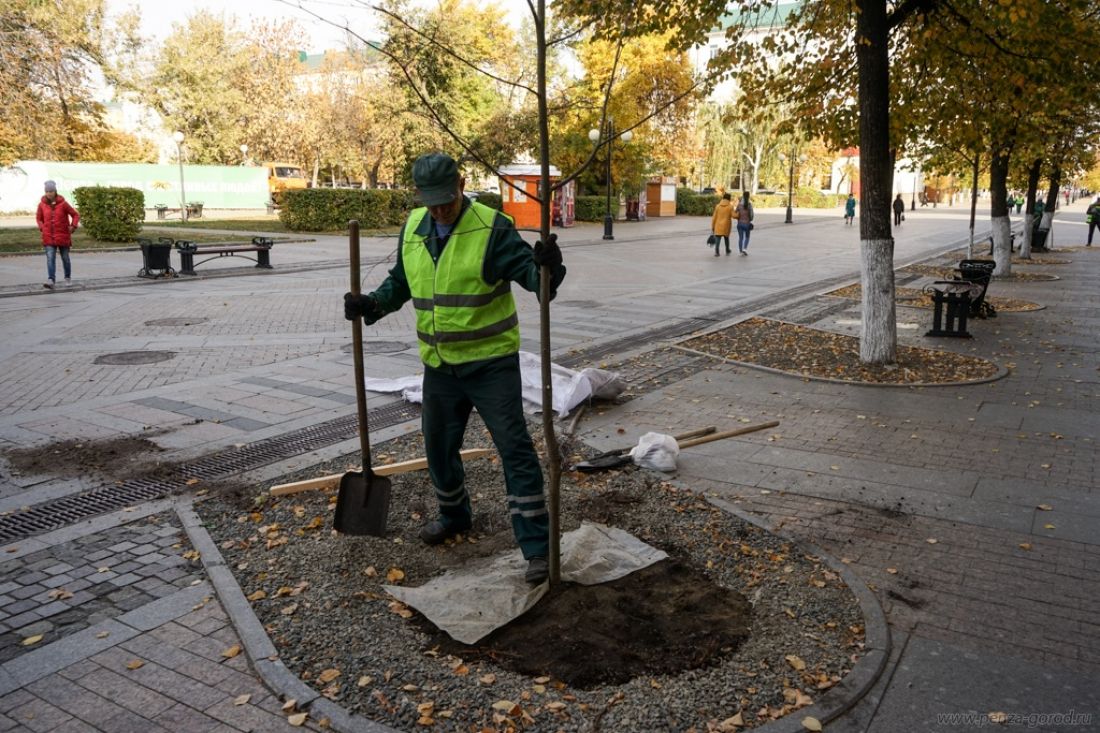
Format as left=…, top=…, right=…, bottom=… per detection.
left=475, top=192, right=502, bottom=210
left=676, top=191, right=720, bottom=216
left=72, top=186, right=144, bottom=242
left=280, top=188, right=416, bottom=231
left=575, top=195, right=606, bottom=222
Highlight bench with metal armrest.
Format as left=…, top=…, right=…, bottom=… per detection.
left=175, top=236, right=275, bottom=276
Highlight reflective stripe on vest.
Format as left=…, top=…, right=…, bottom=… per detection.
left=403, top=201, right=520, bottom=367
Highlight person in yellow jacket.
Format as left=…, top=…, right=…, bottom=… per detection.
left=710, top=192, right=733, bottom=256
left=343, top=153, right=565, bottom=585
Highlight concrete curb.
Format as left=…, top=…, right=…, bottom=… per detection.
left=707, top=496, right=891, bottom=733
left=173, top=498, right=392, bottom=732
left=175, top=478, right=889, bottom=733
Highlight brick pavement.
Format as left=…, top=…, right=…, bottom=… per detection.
left=0, top=206, right=1094, bottom=730
left=574, top=237, right=1100, bottom=728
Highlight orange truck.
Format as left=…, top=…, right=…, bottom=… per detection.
left=265, top=162, right=308, bottom=204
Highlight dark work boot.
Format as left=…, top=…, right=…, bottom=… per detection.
left=419, top=520, right=469, bottom=546
left=525, top=556, right=549, bottom=584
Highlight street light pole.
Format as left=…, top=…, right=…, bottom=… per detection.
left=588, top=120, right=632, bottom=241
left=604, top=121, right=615, bottom=240
left=911, top=168, right=918, bottom=211
left=783, top=153, right=794, bottom=224
left=173, top=131, right=187, bottom=223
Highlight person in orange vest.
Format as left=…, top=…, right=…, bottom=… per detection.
left=36, top=180, right=80, bottom=289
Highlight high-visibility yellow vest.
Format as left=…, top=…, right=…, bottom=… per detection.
left=402, top=201, right=520, bottom=367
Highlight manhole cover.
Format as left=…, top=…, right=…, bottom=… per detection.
left=144, top=317, right=208, bottom=327
left=342, top=341, right=412, bottom=355
left=94, top=351, right=177, bottom=365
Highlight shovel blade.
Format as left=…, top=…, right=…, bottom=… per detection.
left=333, top=470, right=392, bottom=536
left=572, top=453, right=633, bottom=472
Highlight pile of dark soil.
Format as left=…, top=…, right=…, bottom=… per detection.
left=2, top=433, right=166, bottom=481
left=197, top=421, right=865, bottom=731
left=430, top=560, right=751, bottom=688
left=826, top=283, right=1042, bottom=313
left=680, top=317, right=1001, bottom=385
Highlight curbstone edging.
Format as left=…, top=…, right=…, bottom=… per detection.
left=706, top=496, right=891, bottom=732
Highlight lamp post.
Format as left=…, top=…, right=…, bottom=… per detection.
left=911, top=168, right=919, bottom=211
left=239, top=143, right=248, bottom=165
left=173, top=131, right=187, bottom=222
left=778, top=150, right=807, bottom=224
left=588, top=120, right=633, bottom=241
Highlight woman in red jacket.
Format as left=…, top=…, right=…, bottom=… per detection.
left=36, top=180, right=80, bottom=289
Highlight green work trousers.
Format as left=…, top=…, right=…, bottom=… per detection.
left=421, top=353, right=549, bottom=560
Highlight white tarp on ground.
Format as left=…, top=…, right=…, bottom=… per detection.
left=361, top=351, right=625, bottom=418
left=384, top=523, right=668, bottom=644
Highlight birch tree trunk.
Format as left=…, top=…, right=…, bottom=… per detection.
left=855, top=0, right=896, bottom=365
left=1039, top=165, right=1061, bottom=239
left=989, top=148, right=1013, bottom=276
left=1019, top=158, right=1041, bottom=259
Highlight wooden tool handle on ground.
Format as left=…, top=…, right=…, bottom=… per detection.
left=676, top=420, right=779, bottom=449
left=269, top=448, right=493, bottom=497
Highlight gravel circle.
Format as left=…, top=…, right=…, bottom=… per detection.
left=197, top=421, right=866, bottom=731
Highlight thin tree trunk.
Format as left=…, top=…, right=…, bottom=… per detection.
left=534, top=0, right=561, bottom=586
left=1019, top=158, right=1041, bottom=258
left=989, top=146, right=1013, bottom=276
left=856, top=0, right=896, bottom=365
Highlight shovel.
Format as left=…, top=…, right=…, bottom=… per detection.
left=572, top=426, right=716, bottom=472
left=334, top=220, right=392, bottom=536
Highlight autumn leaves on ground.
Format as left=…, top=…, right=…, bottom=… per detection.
left=197, top=422, right=865, bottom=732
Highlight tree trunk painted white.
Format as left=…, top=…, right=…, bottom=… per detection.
left=859, top=238, right=897, bottom=364
left=1040, top=210, right=1054, bottom=230
left=1020, top=213, right=1033, bottom=258
left=991, top=215, right=1012, bottom=276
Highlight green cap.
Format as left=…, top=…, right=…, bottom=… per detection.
left=413, top=153, right=459, bottom=206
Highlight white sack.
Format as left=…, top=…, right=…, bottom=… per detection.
left=384, top=523, right=667, bottom=644
left=629, top=432, right=680, bottom=472
left=362, top=351, right=625, bottom=417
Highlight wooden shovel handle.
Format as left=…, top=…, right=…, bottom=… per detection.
left=348, top=220, right=373, bottom=470
left=677, top=421, right=779, bottom=449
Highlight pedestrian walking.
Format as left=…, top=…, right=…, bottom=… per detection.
left=1086, top=196, right=1100, bottom=247
left=844, top=193, right=857, bottom=226
left=892, top=193, right=905, bottom=226
left=734, top=191, right=754, bottom=255
left=342, top=152, right=566, bottom=585
left=35, top=180, right=79, bottom=289
left=710, top=192, right=733, bottom=256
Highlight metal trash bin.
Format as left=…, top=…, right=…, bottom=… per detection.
left=924, top=281, right=979, bottom=338
left=137, top=237, right=176, bottom=279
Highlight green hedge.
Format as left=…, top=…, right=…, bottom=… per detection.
left=279, top=188, right=416, bottom=231
left=71, top=186, right=144, bottom=241
left=676, top=189, right=720, bottom=216
left=475, top=192, right=502, bottom=210
left=574, top=196, right=607, bottom=222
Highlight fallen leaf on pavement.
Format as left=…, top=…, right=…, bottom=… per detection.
left=21, top=635, right=43, bottom=646
left=802, top=716, right=823, bottom=731
left=126, top=660, right=144, bottom=670
left=318, top=668, right=340, bottom=683
left=233, top=694, right=251, bottom=706
left=222, top=645, right=242, bottom=659
left=287, top=712, right=307, bottom=726
left=785, top=655, right=806, bottom=671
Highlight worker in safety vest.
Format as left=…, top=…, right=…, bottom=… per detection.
left=343, top=152, right=565, bottom=585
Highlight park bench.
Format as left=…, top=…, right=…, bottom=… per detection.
left=923, top=259, right=996, bottom=338
left=175, top=236, right=275, bottom=276
left=153, top=203, right=204, bottom=220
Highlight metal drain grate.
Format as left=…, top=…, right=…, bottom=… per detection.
left=0, top=400, right=421, bottom=543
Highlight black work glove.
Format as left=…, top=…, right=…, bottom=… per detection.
left=532, top=233, right=562, bottom=269
left=343, top=292, right=382, bottom=324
